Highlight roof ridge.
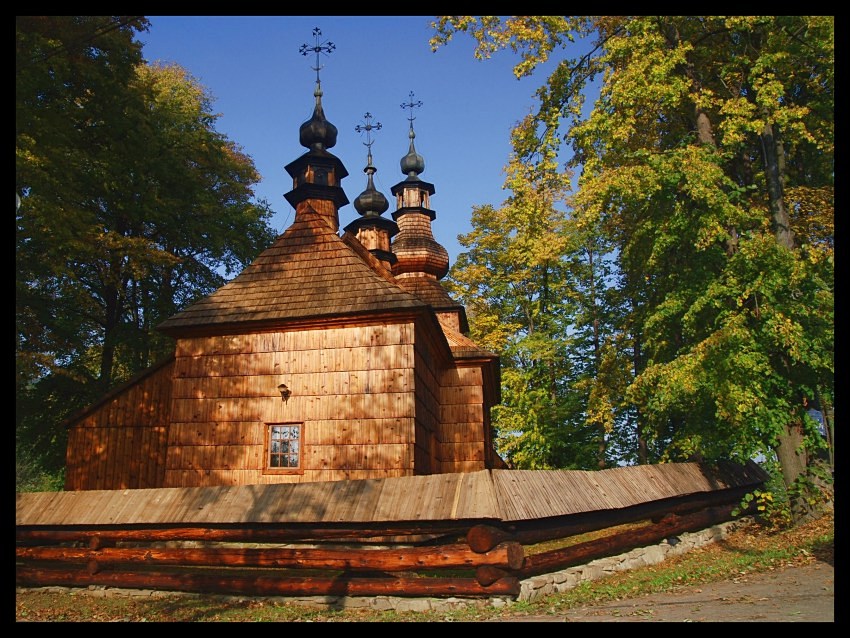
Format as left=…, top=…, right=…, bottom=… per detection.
left=157, top=208, right=429, bottom=334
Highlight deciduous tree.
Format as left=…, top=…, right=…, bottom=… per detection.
left=16, top=16, right=276, bottom=483
left=433, top=16, right=833, bottom=521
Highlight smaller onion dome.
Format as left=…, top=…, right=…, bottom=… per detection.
left=354, top=152, right=390, bottom=217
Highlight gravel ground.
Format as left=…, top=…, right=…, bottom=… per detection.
left=493, top=561, right=834, bottom=622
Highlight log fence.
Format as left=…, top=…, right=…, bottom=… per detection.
left=16, top=495, right=749, bottom=600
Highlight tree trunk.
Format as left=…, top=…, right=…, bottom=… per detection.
left=633, top=327, right=648, bottom=465
left=815, top=387, right=834, bottom=471
left=761, top=120, right=813, bottom=523
left=774, top=420, right=807, bottom=491
left=761, top=121, right=795, bottom=250
left=588, top=246, right=607, bottom=469
left=99, top=283, right=120, bottom=388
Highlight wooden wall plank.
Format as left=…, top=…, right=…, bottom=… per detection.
left=101, top=428, right=116, bottom=490
left=441, top=385, right=484, bottom=405
left=173, top=324, right=415, bottom=359
left=83, top=428, right=95, bottom=490
left=127, top=427, right=139, bottom=488
left=439, top=423, right=485, bottom=444
left=441, top=443, right=486, bottom=462
left=440, top=404, right=484, bottom=425
left=168, top=422, right=264, bottom=447
left=174, top=344, right=414, bottom=381
left=153, top=426, right=168, bottom=487
left=64, top=430, right=81, bottom=489
left=440, top=460, right=487, bottom=474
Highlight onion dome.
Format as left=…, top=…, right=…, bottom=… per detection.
left=400, top=125, right=425, bottom=179
left=391, top=92, right=449, bottom=280
left=389, top=91, right=466, bottom=330
left=344, top=112, right=397, bottom=267
left=299, top=83, right=338, bottom=151
left=354, top=151, right=389, bottom=217
left=284, top=28, right=349, bottom=227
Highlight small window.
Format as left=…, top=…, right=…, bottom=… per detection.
left=265, top=423, right=303, bottom=473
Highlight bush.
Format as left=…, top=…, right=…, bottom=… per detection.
left=16, top=450, right=65, bottom=492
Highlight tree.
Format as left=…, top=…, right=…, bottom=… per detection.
left=16, top=16, right=276, bottom=484
left=433, top=16, right=833, bottom=521
left=17, top=16, right=150, bottom=390
left=447, top=116, right=611, bottom=469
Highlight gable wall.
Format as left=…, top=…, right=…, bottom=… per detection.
left=165, top=322, right=417, bottom=487
left=64, top=361, right=173, bottom=490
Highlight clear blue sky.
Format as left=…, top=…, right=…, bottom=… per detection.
left=139, top=16, right=554, bottom=265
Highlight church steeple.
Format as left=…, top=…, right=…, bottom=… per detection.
left=400, top=94, right=425, bottom=180
left=283, top=27, right=348, bottom=231
left=390, top=92, right=468, bottom=333
left=343, top=112, right=398, bottom=269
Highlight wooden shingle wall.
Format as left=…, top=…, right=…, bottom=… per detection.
left=412, top=322, right=444, bottom=474
left=438, top=365, right=488, bottom=474
left=167, top=322, right=418, bottom=487
left=64, top=361, right=173, bottom=491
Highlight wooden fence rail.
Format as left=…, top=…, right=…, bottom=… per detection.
left=16, top=498, right=749, bottom=599
left=16, top=541, right=525, bottom=573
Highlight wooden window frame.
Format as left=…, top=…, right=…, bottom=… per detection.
left=263, top=422, right=304, bottom=475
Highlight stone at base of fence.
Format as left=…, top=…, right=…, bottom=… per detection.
left=516, top=516, right=752, bottom=603
left=16, top=517, right=752, bottom=614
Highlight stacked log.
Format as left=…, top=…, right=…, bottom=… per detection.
left=17, top=493, right=751, bottom=599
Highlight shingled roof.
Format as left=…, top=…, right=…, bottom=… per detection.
left=158, top=207, right=428, bottom=335
left=442, top=324, right=498, bottom=360
left=395, top=275, right=462, bottom=311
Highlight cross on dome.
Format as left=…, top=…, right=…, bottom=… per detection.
left=299, top=27, right=335, bottom=86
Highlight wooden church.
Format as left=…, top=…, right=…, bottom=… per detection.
left=62, top=42, right=505, bottom=491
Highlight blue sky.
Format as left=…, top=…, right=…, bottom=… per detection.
left=139, top=16, right=557, bottom=265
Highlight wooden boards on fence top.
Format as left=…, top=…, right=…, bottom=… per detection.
left=16, top=461, right=768, bottom=527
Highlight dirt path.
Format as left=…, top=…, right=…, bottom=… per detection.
left=494, top=561, right=834, bottom=622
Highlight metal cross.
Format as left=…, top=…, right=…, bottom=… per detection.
left=401, top=91, right=423, bottom=128
left=299, top=27, right=335, bottom=84
left=355, top=112, right=382, bottom=151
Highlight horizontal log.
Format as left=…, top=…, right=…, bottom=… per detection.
left=507, top=486, right=753, bottom=546
left=15, top=566, right=520, bottom=599
left=17, top=541, right=524, bottom=572
left=16, top=523, right=474, bottom=547
left=475, top=565, right=512, bottom=587
left=466, top=525, right=513, bottom=553
left=518, top=503, right=738, bottom=578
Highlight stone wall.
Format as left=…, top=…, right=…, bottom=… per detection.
left=517, top=517, right=751, bottom=603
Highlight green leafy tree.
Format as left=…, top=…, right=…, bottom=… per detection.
left=447, top=117, right=608, bottom=469
left=16, top=16, right=276, bottom=485
left=433, top=16, right=833, bottom=521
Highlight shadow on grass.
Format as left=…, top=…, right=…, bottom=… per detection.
left=117, top=595, right=309, bottom=622
left=810, top=538, right=834, bottom=566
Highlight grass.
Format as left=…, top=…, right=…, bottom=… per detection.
left=16, top=510, right=833, bottom=622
